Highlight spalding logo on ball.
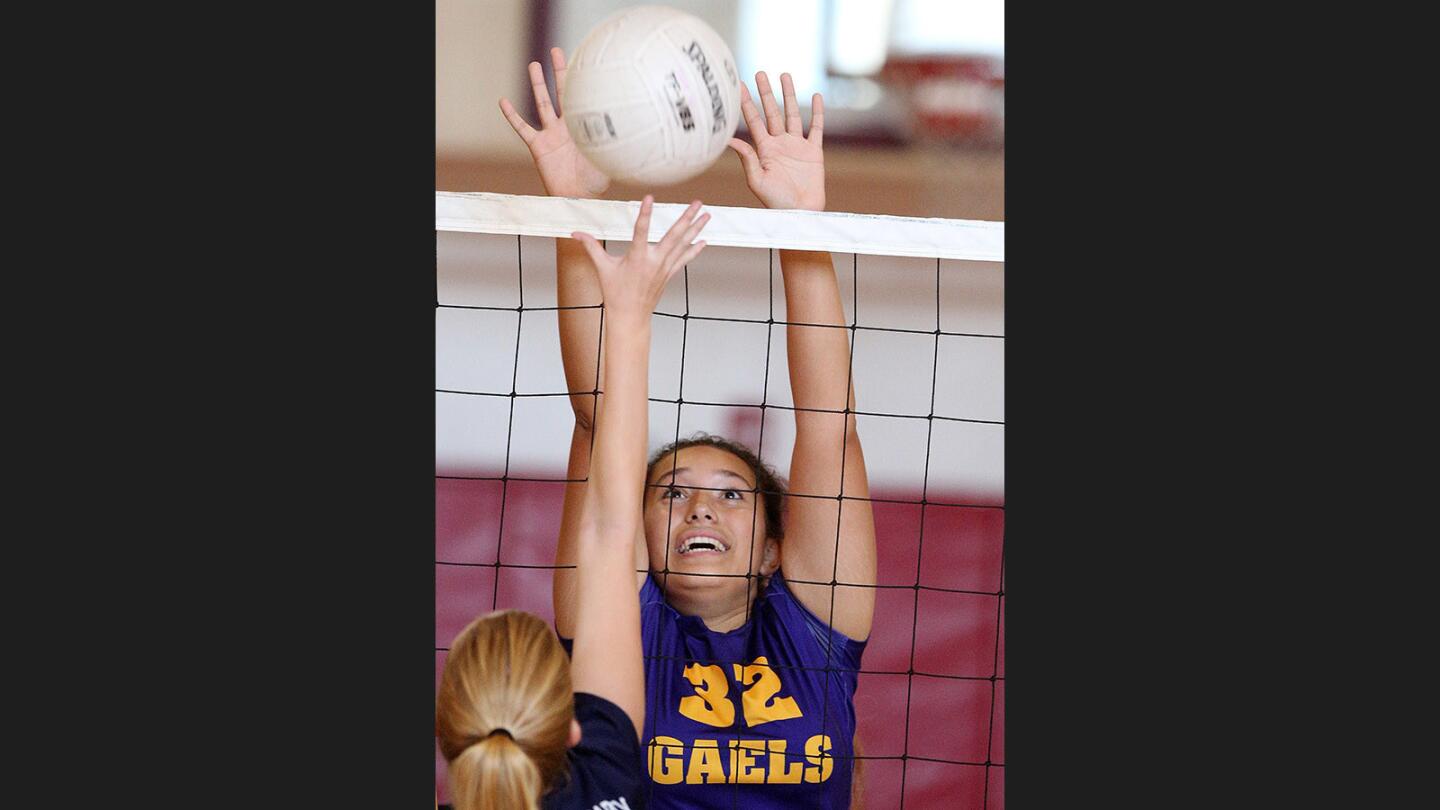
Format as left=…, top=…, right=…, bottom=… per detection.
left=562, top=5, right=741, bottom=186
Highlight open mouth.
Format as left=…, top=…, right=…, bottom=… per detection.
left=675, top=532, right=729, bottom=556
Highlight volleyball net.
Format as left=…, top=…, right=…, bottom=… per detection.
left=436, top=191, right=1005, bottom=808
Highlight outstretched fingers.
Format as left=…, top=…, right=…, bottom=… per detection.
left=550, top=47, right=569, bottom=114
left=781, top=73, right=803, bottom=136
left=653, top=198, right=696, bottom=252
left=659, top=202, right=710, bottom=277
left=807, top=92, right=824, bottom=146
left=581, top=197, right=708, bottom=286
left=678, top=211, right=710, bottom=255
left=737, top=82, right=767, bottom=143
left=671, top=217, right=710, bottom=272
left=528, top=61, right=556, bottom=123
left=755, top=71, right=785, bottom=136
left=498, top=97, right=537, bottom=145
left=672, top=239, right=707, bottom=273
left=657, top=202, right=707, bottom=264
left=630, top=195, right=655, bottom=247
left=569, top=231, right=612, bottom=270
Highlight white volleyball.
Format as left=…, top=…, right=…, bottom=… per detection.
left=563, top=5, right=742, bottom=186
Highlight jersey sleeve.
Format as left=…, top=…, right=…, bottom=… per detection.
left=542, top=692, right=647, bottom=810
left=769, top=573, right=868, bottom=672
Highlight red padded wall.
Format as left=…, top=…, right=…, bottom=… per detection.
left=437, top=473, right=1003, bottom=808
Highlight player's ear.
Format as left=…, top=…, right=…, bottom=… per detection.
left=568, top=718, right=582, bottom=748
left=760, top=538, right=781, bottom=576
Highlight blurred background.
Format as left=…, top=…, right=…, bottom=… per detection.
left=436, top=0, right=1003, bottom=220
left=437, top=2, right=1004, bottom=807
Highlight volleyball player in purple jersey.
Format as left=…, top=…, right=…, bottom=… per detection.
left=502, top=49, right=877, bottom=808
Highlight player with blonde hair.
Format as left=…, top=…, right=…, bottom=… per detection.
left=437, top=196, right=712, bottom=809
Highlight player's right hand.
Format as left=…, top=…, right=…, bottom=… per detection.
left=570, top=197, right=709, bottom=322
left=499, top=46, right=612, bottom=200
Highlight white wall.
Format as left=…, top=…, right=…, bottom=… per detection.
left=436, top=0, right=744, bottom=160
left=437, top=231, right=1004, bottom=495
left=436, top=0, right=1005, bottom=161
left=436, top=0, right=532, bottom=159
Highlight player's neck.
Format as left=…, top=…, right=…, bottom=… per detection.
left=662, top=577, right=761, bottom=632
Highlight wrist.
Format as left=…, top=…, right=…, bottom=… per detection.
left=545, top=186, right=597, bottom=201
left=540, top=180, right=608, bottom=200
left=763, top=196, right=825, bottom=212
left=603, top=307, right=655, bottom=331
left=777, top=249, right=837, bottom=282
left=778, top=248, right=833, bottom=263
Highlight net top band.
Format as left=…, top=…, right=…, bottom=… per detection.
left=436, top=192, right=1004, bottom=263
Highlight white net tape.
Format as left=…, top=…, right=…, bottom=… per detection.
left=437, top=192, right=1003, bottom=263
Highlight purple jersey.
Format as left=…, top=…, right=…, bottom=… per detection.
left=636, top=572, right=866, bottom=809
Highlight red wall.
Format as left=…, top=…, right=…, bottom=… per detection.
left=436, top=473, right=1004, bottom=808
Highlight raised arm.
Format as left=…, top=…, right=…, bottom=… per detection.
left=567, top=197, right=710, bottom=738
left=729, top=72, right=877, bottom=642
left=499, top=47, right=648, bottom=640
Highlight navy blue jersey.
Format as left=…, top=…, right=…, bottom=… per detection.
left=542, top=692, right=647, bottom=810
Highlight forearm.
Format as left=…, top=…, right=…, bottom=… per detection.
left=557, top=239, right=606, bottom=430
left=571, top=313, right=650, bottom=730
left=780, top=249, right=856, bottom=419
left=775, top=252, right=876, bottom=639
left=553, top=238, right=606, bottom=633
left=580, top=317, right=650, bottom=536
left=553, top=428, right=590, bottom=637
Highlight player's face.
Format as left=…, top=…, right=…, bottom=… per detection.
left=643, top=445, right=774, bottom=585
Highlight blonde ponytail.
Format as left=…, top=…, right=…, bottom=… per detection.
left=448, top=733, right=545, bottom=810
left=437, top=611, right=574, bottom=810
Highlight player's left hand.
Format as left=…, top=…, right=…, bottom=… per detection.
left=728, top=71, right=825, bottom=212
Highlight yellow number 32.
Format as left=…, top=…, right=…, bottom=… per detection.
left=678, top=656, right=803, bottom=728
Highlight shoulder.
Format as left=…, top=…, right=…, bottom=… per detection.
left=544, top=692, right=646, bottom=810
left=762, top=573, right=867, bottom=664
left=573, top=691, right=639, bottom=740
